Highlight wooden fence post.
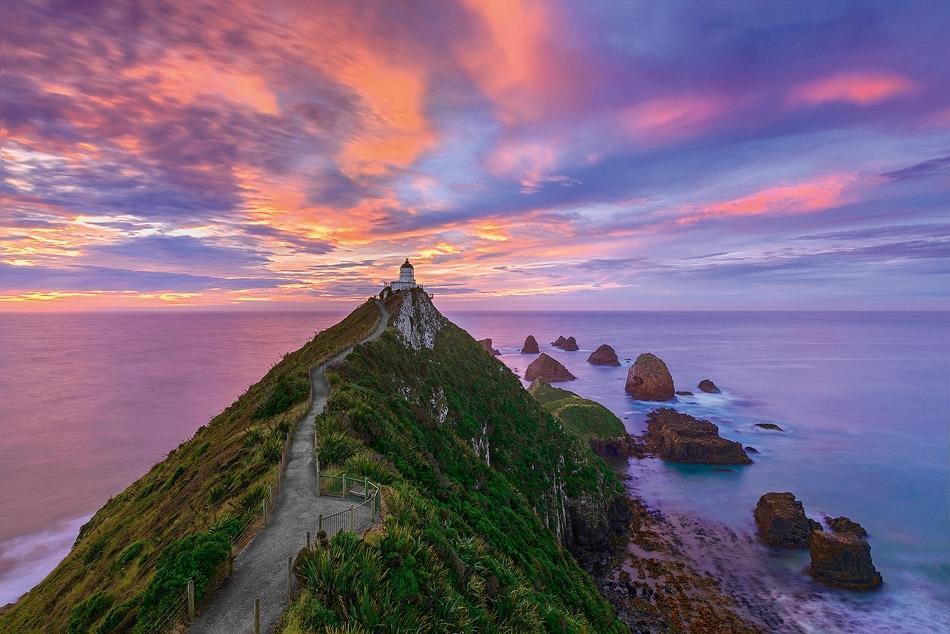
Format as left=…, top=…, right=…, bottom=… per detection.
left=254, top=598, right=261, bottom=634
left=363, top=477, right=368, bottom=499
left=315, top=453, right=321, bottom=495
left=187, top=578, right=195, bottom=620
left=318, top=514, right=323, bottom=532
left=342, top=475, right=347, bottom=498
left=262, top=499, right=267, bottom=526
left=288, top=556, right=294, bottom=601
left=307, top=531, right=311, bottom=550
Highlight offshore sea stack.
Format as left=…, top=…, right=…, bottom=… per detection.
left=645, top=408, right=751, bottom=465
left=625, top=353, right=674, bottom=400
left=587, top=344, right=620, bottom=366
left=754, top=492, right=821, bottom=547
left=809, top=531, right=882, bottom=590
left=477, top=338, right=500, bottom=355
left=521, top=335, right=540, bottom=354
left=525, top=353, right=576, bottom=382
left=552, top=335, right=579, bottom=351
left=697, top=379, right=721, bottom=393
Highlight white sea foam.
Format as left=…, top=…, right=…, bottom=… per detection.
left=0, top=515, right=88, bottom=604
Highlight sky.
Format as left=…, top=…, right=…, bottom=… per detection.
left=2, top=0, right=949, bottom=311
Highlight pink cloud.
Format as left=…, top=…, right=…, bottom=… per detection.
left=619, top=95, right=728, bottom=142
left=790, top=72, right=914, bottom=106
left=678, top=174, right=859, bottom=225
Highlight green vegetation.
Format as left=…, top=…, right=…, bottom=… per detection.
left=293, top=291, right=624, bottom=632
left=1, top=300, right=382, bottom=633
left=529, top=381, right=626, bottom=441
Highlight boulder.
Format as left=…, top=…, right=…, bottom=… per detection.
left=697, top=379, right=721, bottom=393
left=588, top=344, right=620, bottom=366
left=825, top=516, right=868, bottom=537
left=625, top=353, right=675, bottom=400
left=552, top=335, right=567, bottom=347
left=809, top=530, right=882, bottom=590
left=744, top=446, right=759, bottom=454
left=754, top=423, right=783, bottom=431
left=754, top=492, right=822, bottom=547
left=525, top=353, right=576, bottom=382
left=521, top=335, right=540, bottom=354
left=675, top=391, right=694, bottom=396
left=477, top=338, right=500, bottom=355
left=645, top=408, right=751, bottom=465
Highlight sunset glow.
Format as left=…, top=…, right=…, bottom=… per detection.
left=3, top=1, right=949, bottom=310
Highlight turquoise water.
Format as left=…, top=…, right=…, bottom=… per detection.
left=452, top=311, right=950, bottom=632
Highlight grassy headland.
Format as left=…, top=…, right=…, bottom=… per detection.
left=1, top=300, right=381, bottom=633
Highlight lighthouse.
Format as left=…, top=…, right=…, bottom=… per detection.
left=388, top=259, right=417, bottom=292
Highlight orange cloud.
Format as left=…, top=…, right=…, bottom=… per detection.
left=679, top=174, right=859, bottom=224
left=791, top=72, right=914, bottom=106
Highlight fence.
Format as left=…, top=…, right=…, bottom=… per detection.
left=315, top=471, right=382, bottom=535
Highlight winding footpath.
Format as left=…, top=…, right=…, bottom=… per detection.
left=190, top=300, right=388, bottom=633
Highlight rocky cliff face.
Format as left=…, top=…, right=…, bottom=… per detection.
left=392, top=287, right=446, bottom=350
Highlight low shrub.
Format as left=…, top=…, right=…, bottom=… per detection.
left=253, top=374, right=309, bottom=420
left=317, top=430, right=361, bottom=466
left=115, top=540, right=145, bottom=568
left=82, top=535, right=108, bottom=565
left=67, top=591, right=113, bottom=634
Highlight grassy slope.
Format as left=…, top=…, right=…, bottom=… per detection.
left=528, top=381, right=625, bottom=441
left=283, top=292, right=624, bottom=632
left=1, top=300, right=381, bottom=634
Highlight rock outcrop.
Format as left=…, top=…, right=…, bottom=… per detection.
left=697, top=379, right=721, bottom=393
left=754, top=423, right=783, bottom=431
left=552, top=335, right=579, bottom=351
left=587, top=344, right=620, bottom=366
left=675, top=390, right=694, bottom=396
left=825, top=516, right=868, bottom=536
left=477, top=338, right=500, bottom=355
left=525, top=353, right=576, bottom=382
left=809, top=531, right=882, bottom=590
left=521, top=335, right=540, bottom=354
left=645, top=409, right=751, bottom=465
left=754, top=492, right=821, bottom=547
left=625, top=353, right=674, bottom=400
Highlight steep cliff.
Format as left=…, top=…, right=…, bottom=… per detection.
left=285, top=289, right=623, bottom=631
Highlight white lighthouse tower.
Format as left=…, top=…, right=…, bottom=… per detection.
left=388, top=258, right=417, bottom=292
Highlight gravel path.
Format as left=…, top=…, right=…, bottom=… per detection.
left=190, top=300, right=388, bottom=633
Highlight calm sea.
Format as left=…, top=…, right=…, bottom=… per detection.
left=1, top=310, right=948, bottom=631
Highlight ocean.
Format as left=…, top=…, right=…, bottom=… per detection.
left=1, top=310, right=948, bottom=631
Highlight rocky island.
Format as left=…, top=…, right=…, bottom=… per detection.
left=525, top=352, right=576, bottom=382
left=625, top=352, right=675, bottom=400
left=552, top=335, right=580, bottom=351
left=645, top=408, right=752, bottom=464
left=521, top=334, right=540, bottom=353
left=588, top=344, right=621, bottom=366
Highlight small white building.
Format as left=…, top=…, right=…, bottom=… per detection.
left=388, top=259, right=417, bottom=292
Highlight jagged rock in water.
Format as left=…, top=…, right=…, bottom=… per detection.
left=521, top=335, right=540, bottom=354
left=587, top=344, right=620, bottom=366
left=697, top=379, right=721, bottom=393
left=525, top=353, right=576, bottom=382
left=754, top=492, right=821, bottom=547
left=552, top=335, right=579, bottom=351
left=477, top=338, right=500, bottom=355
left=675, top=390, right=694, bottom=396
left=825, top=516, right=868, bottom=536
left=625, top=353, right=674, bottom=400
left=754, top=422, right=783, bottom=431
left=809, top=530, right=882, bottom=590
left=744, top=446, right=759, bottom=454
left=645, top=408, right=751, bottom=465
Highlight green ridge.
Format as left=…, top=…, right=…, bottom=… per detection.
left=529, top=381, right=626, bottom=441
left=285, top=291, right=623, bottom=632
